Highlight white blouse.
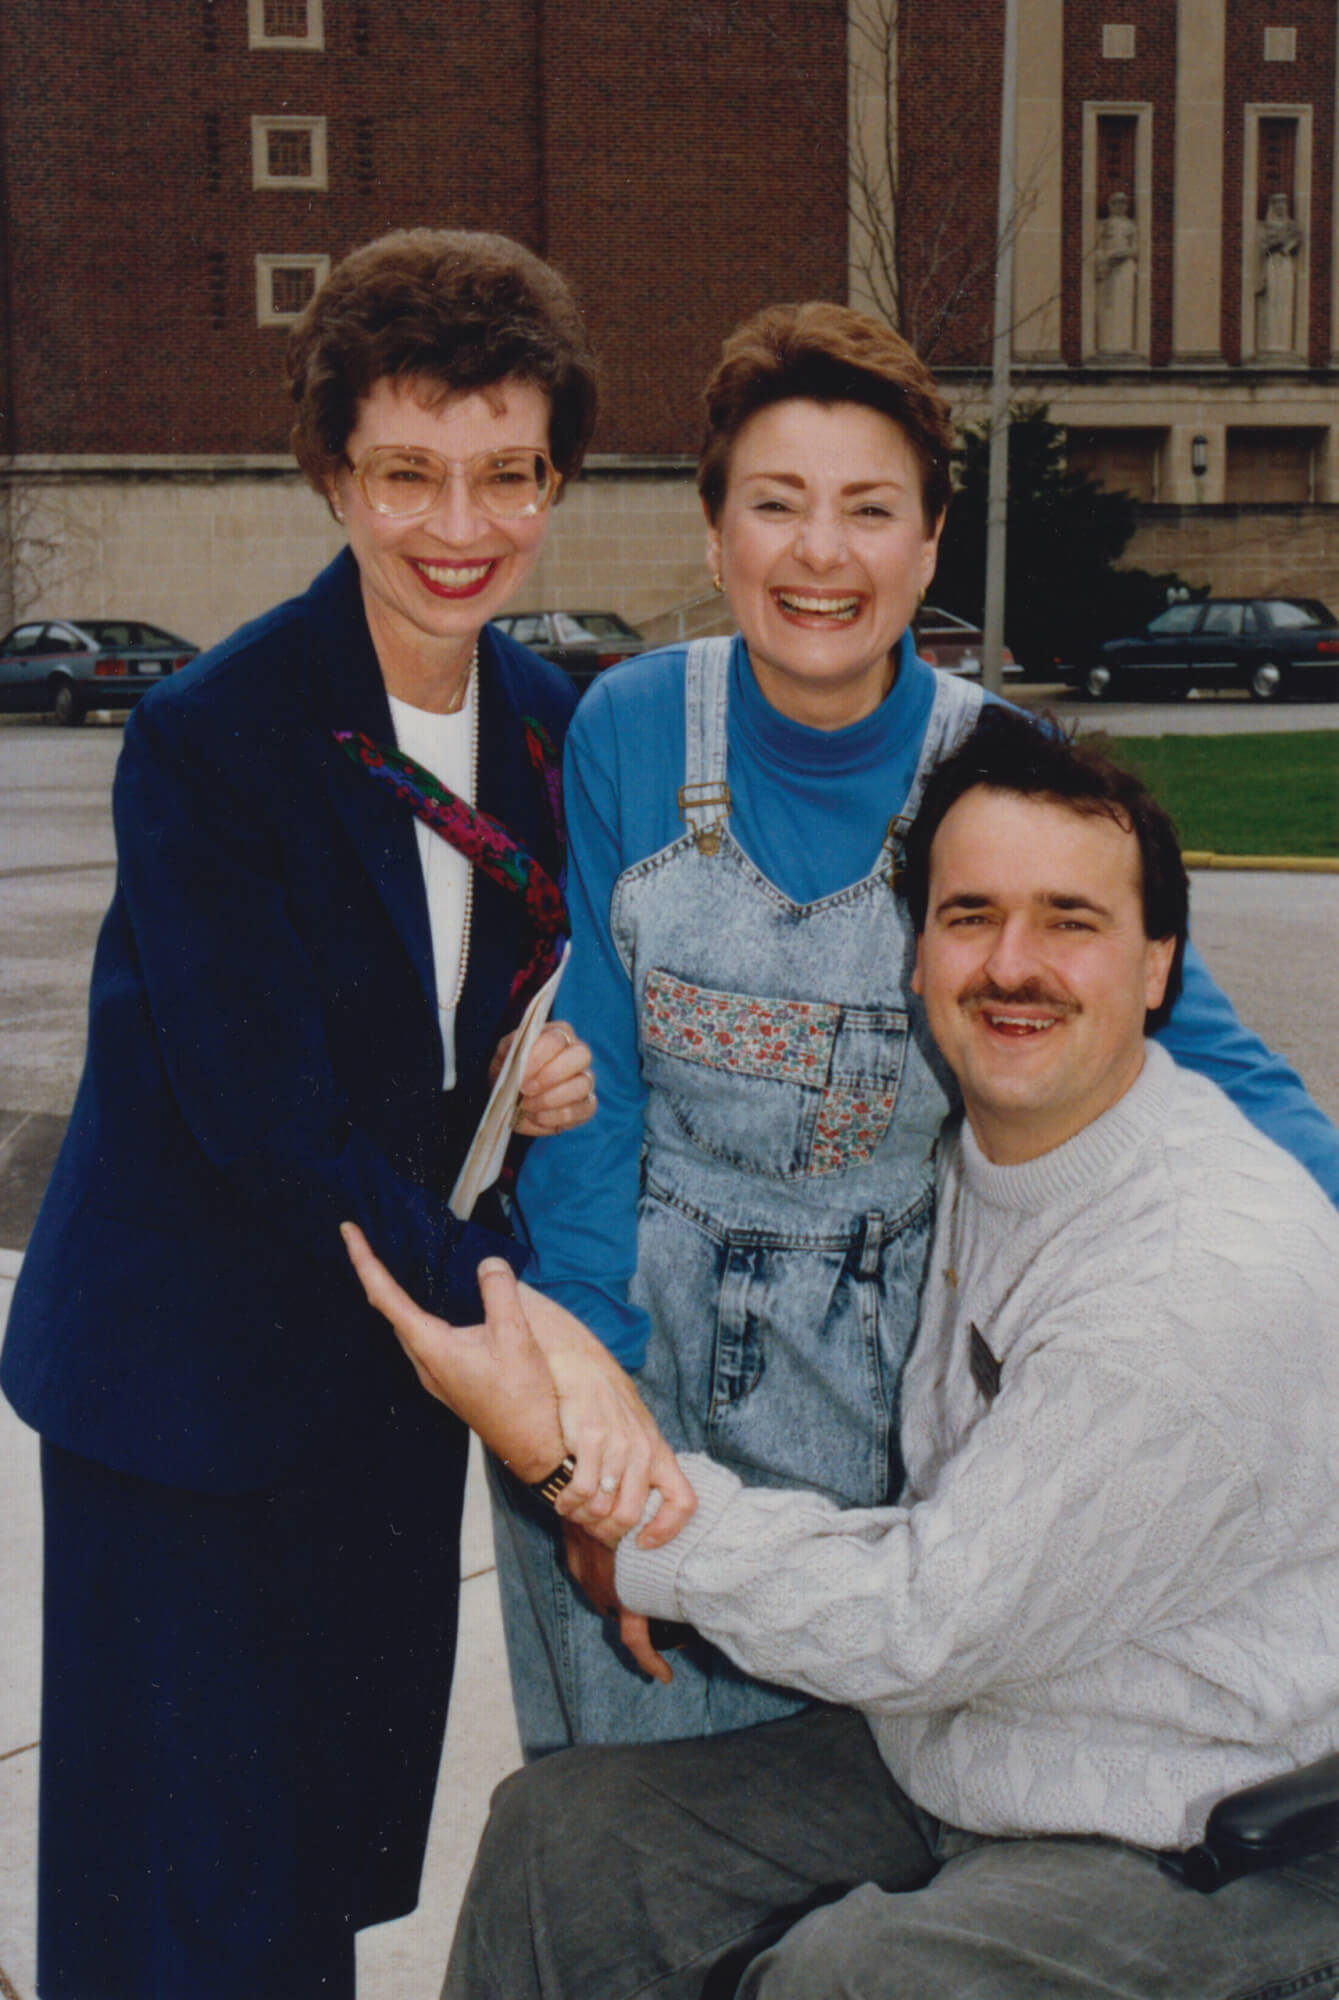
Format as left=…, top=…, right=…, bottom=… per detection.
left=387, top=676, right=477, bottom=1090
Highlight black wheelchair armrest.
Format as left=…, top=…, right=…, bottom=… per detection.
left=1159, top=1752, right=1339, bottom=1893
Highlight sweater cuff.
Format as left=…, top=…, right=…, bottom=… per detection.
left=616, top=1454, right=742, bottom=1621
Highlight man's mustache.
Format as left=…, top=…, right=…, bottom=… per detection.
left=957, top=978, right=1080, bottom=1017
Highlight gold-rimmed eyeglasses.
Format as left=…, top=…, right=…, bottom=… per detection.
left=345, top=445, right=561, bottom=521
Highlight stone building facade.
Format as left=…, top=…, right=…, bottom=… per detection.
left=2, top=0, right=1337, bottom=648
left=884, top=0, right=1339, bottom=605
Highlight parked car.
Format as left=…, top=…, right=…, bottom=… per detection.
left=0, top=618, right=198, bottom=725
left=492, top=609, right=647, bottom=692
left=913, top=605, right=1021, bottom=679
left=1061, top=597, right=1339, bottom=703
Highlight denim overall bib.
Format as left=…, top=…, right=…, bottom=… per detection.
left=493, top=641, right=983, bottom=1754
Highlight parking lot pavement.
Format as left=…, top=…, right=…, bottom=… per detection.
left=1022, top=686, right=1339, bottom=737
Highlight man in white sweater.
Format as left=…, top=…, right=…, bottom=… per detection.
left=349, top=709, right=1339, bottom=1998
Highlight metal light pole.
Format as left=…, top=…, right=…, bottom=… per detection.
left=982, top=0, right=1019, bottom=698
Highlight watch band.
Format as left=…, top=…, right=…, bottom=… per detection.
left=528, top=1453, right=577, bottom=1507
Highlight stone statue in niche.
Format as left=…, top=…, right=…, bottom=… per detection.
left=1255, top=191, right=1303, bottom=354
left=1094, top=191, right=1138, bottom=354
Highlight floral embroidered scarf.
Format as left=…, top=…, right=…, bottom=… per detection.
left=333, top=718, right=568, bottom=1031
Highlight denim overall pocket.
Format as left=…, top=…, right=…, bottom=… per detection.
left=639, top=966, right=910, bottom=1183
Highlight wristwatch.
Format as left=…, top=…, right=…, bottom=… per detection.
left=528, top=1453, right=577, bottom=1508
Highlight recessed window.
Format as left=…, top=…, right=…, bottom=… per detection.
left=1226, top=429, right=1314, bottom=503
left=252, top=116, right=328, bottom=190
left=1264, top=26, right=1297, bottom=62
left=248, top=0, right=324, bottom=50
left=1102, top=24, right=1135, bottom=58
left=256, top=253, right=329, bottom=326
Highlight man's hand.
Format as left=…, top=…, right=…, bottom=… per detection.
left=342, top=1227, right=696, bottom=1544
left=494, top=1020, right=597, bottom=1136
left=563, top=1522, right=674, bottom=1684
left=341, top=1224, right=565, bottom=1485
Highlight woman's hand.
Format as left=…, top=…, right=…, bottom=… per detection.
left=516, top=1281, right=697, bottom=1548
left=341, top=1224, right=566, bottom=1485
left=493, top=1020, right=597, bottom=1137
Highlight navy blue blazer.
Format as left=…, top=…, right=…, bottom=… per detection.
left=1, top=551, right=578, bottom=1494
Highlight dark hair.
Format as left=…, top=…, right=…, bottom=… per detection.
left=902, top=705, right=1188, bottom=1031
left=285, top=228, right=598, bottom=493
left=697, top=301, right=954, bottom=532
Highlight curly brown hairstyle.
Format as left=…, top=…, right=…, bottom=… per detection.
left=697, top=302, right=954, bottom=533
left=285, top=228, right=598, bottom=496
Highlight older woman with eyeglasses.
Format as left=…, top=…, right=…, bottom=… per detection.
left=2, top=227, right=691, bottom=2000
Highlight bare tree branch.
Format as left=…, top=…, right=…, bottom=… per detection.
left=847, top=0, right=1056, bottom=362
left=0, top=472, right=99, bottom=629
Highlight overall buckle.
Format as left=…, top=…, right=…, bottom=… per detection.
left=678, top=781, right=732, bottom=856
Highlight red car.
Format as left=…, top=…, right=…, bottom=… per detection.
left=914, top=605, right=1020, bottom=679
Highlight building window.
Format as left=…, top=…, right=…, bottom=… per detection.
left=252, top=116, right=328, bottom=189
left=248, top=0, right=324, bottom=50
left=1097, top=114, right=1137, bottom=214
left=256, top=253, right=329, bottom=326
left=203, top=112, right=222, bottom=192
left=1066, top=429, right=1163, bottom=503
left=1102, top=24, right=1135, bottom=59
left=354, top=115, right=375, bottom=190
left=1225, top=429, right=1315, bottom=503
left=204, top=249, right=226, bottom=329
left=1263, top=26, right=1297, bottom=62
left=1258, top=116, right=1297, bottom=202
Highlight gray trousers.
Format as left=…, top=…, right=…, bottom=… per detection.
left=444, top=1708, right=1339, bottom=1999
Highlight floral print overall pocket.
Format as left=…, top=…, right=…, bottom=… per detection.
left=640, top=967, right=908, bottom=1182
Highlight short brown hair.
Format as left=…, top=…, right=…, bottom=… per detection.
left=902, top=705, right=1188, bottom=1032
left=285, top=228, right=598, bottom=493
left=697, top=302, right=954, bottom=531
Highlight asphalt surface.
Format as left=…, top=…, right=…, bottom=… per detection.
left=0, top=694, right=1336, bottom=1998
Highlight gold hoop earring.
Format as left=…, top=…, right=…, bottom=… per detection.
left=711, top=572, right=724, bottom=594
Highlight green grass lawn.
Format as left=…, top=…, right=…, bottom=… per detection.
left=1097, top=731, right=1339, bottom=858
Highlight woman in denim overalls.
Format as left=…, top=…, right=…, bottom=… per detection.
left=496, top=304, right=984, bottom=1752
left=470, top=301, right=1332, bottom=1757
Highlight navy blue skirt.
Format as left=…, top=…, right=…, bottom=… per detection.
left=37, top=1385, right=469, bottom=2000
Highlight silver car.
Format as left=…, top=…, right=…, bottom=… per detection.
left=0, top=619, right=198, bottom=725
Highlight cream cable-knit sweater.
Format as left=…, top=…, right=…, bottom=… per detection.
left=618, top=1042, right=1339, bottom=1849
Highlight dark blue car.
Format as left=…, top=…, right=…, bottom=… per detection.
left=1066, top=597, right=1339, bottom=704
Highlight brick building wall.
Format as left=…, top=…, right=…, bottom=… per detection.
left=0, top=0, right=847, bottom=461
left=541, top=0, right=848, bottom=452
left=894, top=1, right=1001, bottom=366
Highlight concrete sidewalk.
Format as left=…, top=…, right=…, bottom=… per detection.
left=0, top=1247, right=521, bottom=2000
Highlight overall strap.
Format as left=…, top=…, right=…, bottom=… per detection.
left=678, top=637, right=734, bottom=856
left=886, top=673, right=985, bottom=852
left=881, top=674, right=985, bottom=893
